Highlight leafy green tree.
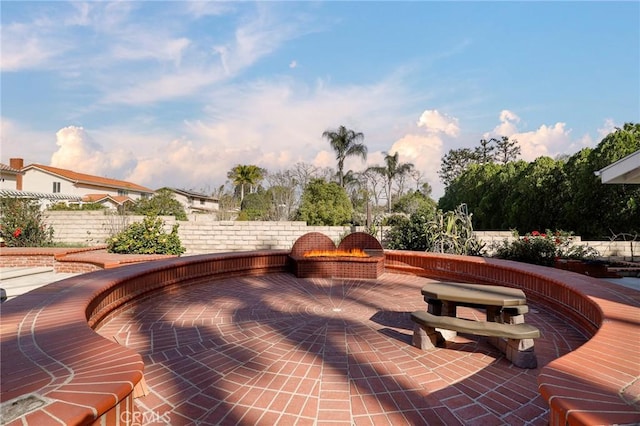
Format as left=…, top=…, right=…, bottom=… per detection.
left=438, top=147, right=476, bottom=187
left=212, top=184, right=240, bottom=220
left=106, top=215, right=185, bottom=255
left=296, top=178, right=353, bottom=225
left=439, top=123, right=639, bottom=238
left=322, top=125, right=367, bottom=187
left=392, top=189, right=437, bottom=216
left=132, top=188, right=187, bottom=220
left=367, top=151, right=414, bottom=212
left=439, top=161, right=527, bottom=230
left=265, top=170, right=298, bottom=221
left=503, top=157, right=568, bottom=232
left=494, top=136, right=521, bottom=164
left=384, top=205, right=435, bottom=251
left=474, top=139, right=495, bottom=164
left=341, top=171, right=369, bottom=225
left=241, top=190, right=271, bottom=220
left=0, top=198, right=54, bottom=247
left=227, top=164, right=266, bottom=202
left=564, top=123, right=640, bottom=238
left=439, top=136, right=520, bottom=188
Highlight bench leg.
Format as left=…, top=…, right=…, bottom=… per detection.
left=505, top=338, right=537, bottom=369
left=435, top=301, right=458, bottom=340
left=502, top=311, right=525, bottom=325
left=412, top=323, right=445, bottom=350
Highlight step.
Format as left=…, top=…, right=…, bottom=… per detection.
left=0, top=267, right=54, bottom=280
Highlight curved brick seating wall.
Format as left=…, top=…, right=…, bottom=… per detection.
left=1, top=251, right=289, bottom=425
left=385, top=250, right=640, bottom=426
left=1, top=249, right=638, bottom=425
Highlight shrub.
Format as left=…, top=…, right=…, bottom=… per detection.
left=384, top=206, right=433, bottom=251
left=48, top=202, right=106, bottom=211
left=132, top=189, right=188, bottom=221
left=492, top=230, right=599, bottom=266
left=384, top=203, right=485, bottom=256
left=106, top=215, right=185, bottom=255
left=296, top=179, right=353, bottom=226
left=0, top=198, right=54, bottom=247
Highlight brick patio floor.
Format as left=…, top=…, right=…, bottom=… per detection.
left=96, top=272, right=587, bottom=425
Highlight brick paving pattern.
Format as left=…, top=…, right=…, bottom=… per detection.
left=96, top=272, right=587, bottom=425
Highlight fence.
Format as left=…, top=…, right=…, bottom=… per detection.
left=43, top=211, right=638, bottom=259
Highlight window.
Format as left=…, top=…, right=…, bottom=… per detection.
left=53, top=182, right=61, bottom=193
left=118, top=189, right=128, bottom=196
left=200, top=199, right=205, bottom=205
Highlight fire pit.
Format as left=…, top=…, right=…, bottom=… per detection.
left=289, top=232, right=384, bottom=279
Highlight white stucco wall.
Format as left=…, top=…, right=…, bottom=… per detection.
left=21, top=169, right=149, bottom=200
left=0, top=175, right=18, bottom=190
left=21, top=169, right=79, bottom=194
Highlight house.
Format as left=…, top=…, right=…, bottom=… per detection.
left=5, top=158, right=154, bottom=209
left=1, top=162, right=84, bottom=206
left=596, top=149, right=640, bottom=184
left=82, top=194, right=135, bottom=211
left=0, top=162, right=23, bottom=190
left=160, top=187, right=219, bottom=214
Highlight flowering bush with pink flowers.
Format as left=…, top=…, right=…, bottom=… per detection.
left=493, top=229, right=599, bottom=267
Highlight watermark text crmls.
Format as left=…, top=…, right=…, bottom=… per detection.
left=121, top=410, right=171, bottom=425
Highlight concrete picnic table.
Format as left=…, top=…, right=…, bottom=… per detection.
left=412, top=281, right=539, bottom=368
left=420, top=282, right=528, bottom=322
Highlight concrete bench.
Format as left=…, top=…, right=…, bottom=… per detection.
left=411, top=310, right=540, bottom=368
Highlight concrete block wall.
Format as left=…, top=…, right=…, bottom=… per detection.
left=178, top=220, right=353, bottom=254
left=475, top=230, right=639, bottom=260
left=44, top=211, right=353, bottom=255
left=43, top=211, right=638, bottom=259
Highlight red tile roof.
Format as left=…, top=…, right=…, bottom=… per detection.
left=82, top=194, right=134, bottom=205
left=25, top=164, right=154, bottom=193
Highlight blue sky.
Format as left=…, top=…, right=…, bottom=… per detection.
left=2, top=1, right=638, bottom=198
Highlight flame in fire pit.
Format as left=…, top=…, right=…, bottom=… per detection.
left=303, top=248, right=369, bottom=258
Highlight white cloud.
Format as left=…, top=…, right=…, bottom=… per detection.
left=50, top=126, right=135, bottom=178
left=389, top=134, right=446, bottom=198
left=597, top=118, right=617, bottom=139
left=417, top=110, right=460, bottom=137
left=0, top=118, right=53, bottom=164
left=185, top=1, right=233, bottom=19
left=483, top=110, right=573, bottom=160
left=289, top=60, right=298, bottom=69
left=0, top=22, right=69, bottom=71
left=99, top=5, right=310, bottom=105
left=111, top=37, right=192, bottom=67
left=102, top=68, right=222, bottom=105
left=483, top=109, right=521, bottom=139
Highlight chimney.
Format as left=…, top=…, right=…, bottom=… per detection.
left=9, top=158, right=24, bottom=190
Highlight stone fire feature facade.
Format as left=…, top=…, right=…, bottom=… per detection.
left=289, top=232, right=385, bottom=279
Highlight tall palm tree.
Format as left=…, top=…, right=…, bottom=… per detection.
left=227, top=164, right=265, bottom=202
left=368, top=151, right=414, bottom=212
left=322, top=125, right=367, bottom=187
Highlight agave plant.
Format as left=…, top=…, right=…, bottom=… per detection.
left=425, top=204, right=485, bottom=256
